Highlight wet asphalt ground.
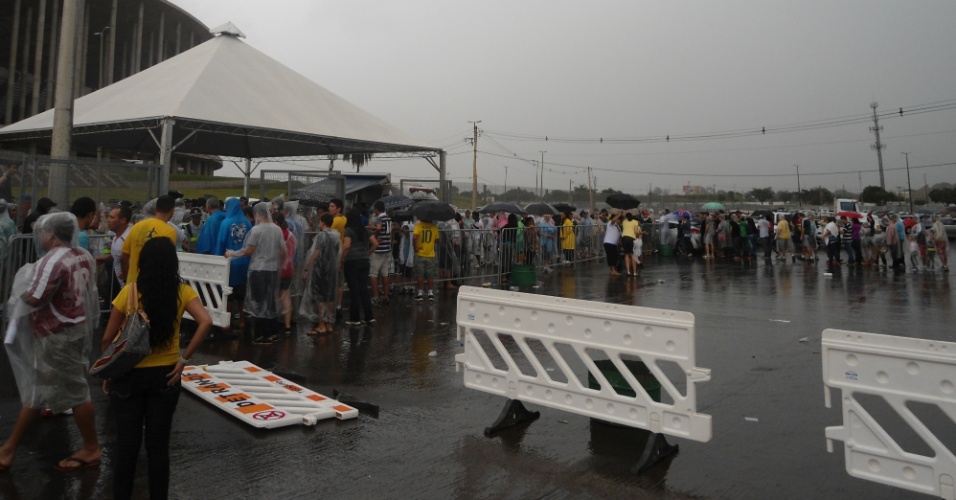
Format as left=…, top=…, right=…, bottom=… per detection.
left=1, top=252, right=953, bottom=499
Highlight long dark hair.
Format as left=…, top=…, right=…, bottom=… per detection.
left=345, top=208, right=368, bottom=241
left=137, top=237, right=182, bottom=349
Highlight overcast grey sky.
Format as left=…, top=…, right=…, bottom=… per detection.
left=169, top=0, right=956, bottom=198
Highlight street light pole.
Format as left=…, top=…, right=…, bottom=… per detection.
left=902, top=152, right=913, bottom=214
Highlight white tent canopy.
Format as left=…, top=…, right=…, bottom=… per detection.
left=0, top=24, right=443, bottom=195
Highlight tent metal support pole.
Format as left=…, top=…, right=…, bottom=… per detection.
left=244, top=157, right=251, bottom=198
left=439, top=150, right=448, bottom=203
left=158, top=118, right=174, bottom=195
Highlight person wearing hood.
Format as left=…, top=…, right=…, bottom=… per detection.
left=0, top=213, right=101, bottom=472
left=216, top=198, right=252, bottom=331
left=929, top=214, right=949, bottom=272
left=195, top=197, right=224, bottom=255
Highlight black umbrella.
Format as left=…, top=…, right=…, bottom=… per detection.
left=411, top=201, right=457, bottom=222
left=751, top=209, right=773, bottom=220
left=605, top=193, right=641, bottom=210
left=552, top=202, right=576, bottom=214
left=524, top=202, right=558, bottom=216
left=376, top=194, right=414, bottom=211
left=479, top=202, right=526, bottom=214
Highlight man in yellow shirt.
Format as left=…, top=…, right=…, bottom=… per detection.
left=775, top=216, right=795, bottom=262
left=121, top=195, right=177, bottom=284
left=413, top=218, right=438, bottom=302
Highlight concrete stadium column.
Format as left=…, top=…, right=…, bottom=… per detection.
left=73, top=0, right=87, bottom=98
left=157, top=11, right=165, bottom=62
left=107, top=0, right=116, bottom=85
left=31, top=0, right=47, bottom=115
left=5, top=0, right=21, bottom=125
left=18, top=7, right=32, bottom=121
left=175, top=22, right=181, bottom=53
left=50, top=0, right=81, bottom=206
left=134, top=2, right=144, bottom=72
left=44, top=0, right=59, bottom=111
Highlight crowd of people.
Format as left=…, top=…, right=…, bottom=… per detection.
left=0, top=189, right=950, bottom=497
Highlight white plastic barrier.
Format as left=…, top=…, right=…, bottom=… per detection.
left=177, top=253, right=232, bottom=328
left=455, top=286, right=712, bottom=442
left=823, top=329, right=956, bottom=499
left=182, top=361, right=358, bottom=429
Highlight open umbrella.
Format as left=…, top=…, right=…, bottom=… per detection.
left=524, top=202, right=558, bottom=216
left=479, top=202, right=526, bottom=214
left=836, top=210, right=863, bottom=219
left=751, top=209, right=773, bottom=220
left=552, top=202, right=576, bottom=214
left=605, top=193, right=641, bottom=210
left=701, top=201, right=725, bottom=211
left=411, top=201, right=456, bottom=222
left=376, top=194, right=414, bottom=211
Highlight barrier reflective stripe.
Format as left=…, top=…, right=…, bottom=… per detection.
left=177, top=253, right=232, bottom=328
left=182, top=360, right=358, bottom=428
left=823, top=329, right=956, bottom=499
left=455, top=286, right=712, bottom=442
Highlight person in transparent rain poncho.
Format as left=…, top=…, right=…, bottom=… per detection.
left=226, top=202, right=285, bottom=344
left=0, top=213, right=102, bottom=472
left=299, top=213, right=341, bottom=335
left=0, top=199, right=18, bottom=264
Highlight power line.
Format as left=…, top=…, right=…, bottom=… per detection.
left=481, top=98, right=956, bottom=145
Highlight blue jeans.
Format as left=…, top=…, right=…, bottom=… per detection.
left=110, top=365, right=181, bottom=500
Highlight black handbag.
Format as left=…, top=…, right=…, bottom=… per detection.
left=90, top=283, right=152, bottom=379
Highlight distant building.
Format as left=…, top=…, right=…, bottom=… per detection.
left=0, top=0, right=220, bottom=175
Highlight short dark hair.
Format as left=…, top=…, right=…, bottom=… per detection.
left=319, top=213, right=333, bottom=227
left=272, top=211, right=287, bottom=229
left=114, top=205, right=132, bottom=222
left=329, top=198, right=344, bottom=210
left=374, top=201, right=385, bottom=212
left=70, top=197, right=97, bottom=218
left=155, top=195, right=175, bottom=213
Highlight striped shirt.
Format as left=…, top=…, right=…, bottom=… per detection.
left=372, top=215, right=392, bottom=254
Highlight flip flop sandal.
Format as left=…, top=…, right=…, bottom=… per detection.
left=53, top=456, right=101, bottom=472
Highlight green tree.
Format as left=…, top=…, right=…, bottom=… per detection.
left=749, top=187, right=775, bottom=203
left=859, top=186, right=899, bottom=204
left=929, top=187, right=956, bottom=204
left=802, top=187, right=834, bottom=206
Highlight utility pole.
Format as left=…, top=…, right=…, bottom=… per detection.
left=794, top=164, right=802, bottom=208
left=469, top=120, right=481, bottom=211
left=587, top=166, right=594, bottom=214
left=503, top=165, right=508, bottom=198
left=538, top=151, right=547, bottom=198
left=902, top=152, right=913, bottom=214
left=870, top=102, right=887, bottom=190
left=858, top=171, right=863, bottom=195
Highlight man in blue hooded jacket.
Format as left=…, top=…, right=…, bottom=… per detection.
left=195, top=196, right=225, bottom=255
left=216, top=198, right=252, bottom=331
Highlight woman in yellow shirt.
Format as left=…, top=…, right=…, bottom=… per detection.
left=102, top=238, right=211, bottom=499
left=621, top=213, right=640, bottom=276
left=560, top=212, right=576, bottom=266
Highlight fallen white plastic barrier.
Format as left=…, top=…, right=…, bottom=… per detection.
left=455, top=286, right=712, bottom=442
left=177, top=253, right=232, bottom=328
left=182, top=360, right=358, bottom=428
left=823, top=329, right=956, bottom=500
